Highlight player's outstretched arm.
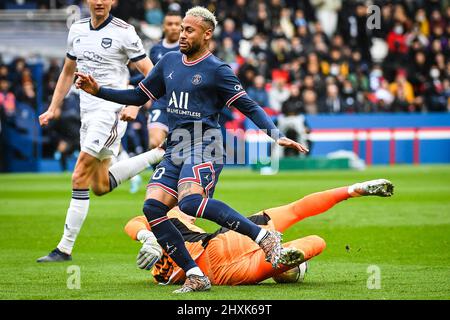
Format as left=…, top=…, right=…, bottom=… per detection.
left=277, top=136, right=309, bottom=153
left=120, top=57, right=155, bottom=122
left=39, top=58, right=76, bottom=127
left=217, top=64, right=308, bottom=153
left=75, top=72, right=150, bottom=106
left=236, top=100, right=309, bottom=154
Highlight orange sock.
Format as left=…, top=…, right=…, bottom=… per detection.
left=124, top=216, right=150, bottom=241
left=284, top=235, right=326, bottom=260
left=265, top=187, right=350, bottom=232
left=247, top=235, right=326, bottom=285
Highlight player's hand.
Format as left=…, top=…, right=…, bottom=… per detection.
left=136, top=232, right=163, bottom=270
left=38, top=109, right=55, bottom=127
left=277, top=137, right=309, bottom=154
left=74, top=72, right=99, bottom=96
left=120, top=106, right=140, bottom=122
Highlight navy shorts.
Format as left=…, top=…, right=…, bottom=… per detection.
left=148, top=155, right=224, bottom=200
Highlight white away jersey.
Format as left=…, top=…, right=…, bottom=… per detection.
left=67, top=15, right=146, bottom=111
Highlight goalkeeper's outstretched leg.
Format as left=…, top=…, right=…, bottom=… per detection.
left=264, top=179, right=394, bottom=233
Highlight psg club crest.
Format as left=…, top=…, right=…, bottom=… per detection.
left=101, top=38, right=112, bottom=49
left=191, top=74, right=202, bottom=85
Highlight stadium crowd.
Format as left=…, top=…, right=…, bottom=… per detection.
left=0, top=0, right=449, bottom=169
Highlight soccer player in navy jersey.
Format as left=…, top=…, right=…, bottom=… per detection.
left=75, top=6, right=308, bottom=293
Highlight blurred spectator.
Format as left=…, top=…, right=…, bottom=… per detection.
left=9, top=57, right=27, bottom=89
left=323, top=47, right=349, bottom=80
left=217, top=37, right=237, bottom=65
left=389, top=69, right=415, bottom=111
left=387, top=22, right=409, bottom=56
left=279, top=8, right=295, bottom=39
left=15, top=68, right=37, bottom=107
left=341, top=79, right=360, bottom=113
left=302, top=89, right=319, bottom=115
left=237, top=61, right=257, bottom=90
left=44, top=58, right=62, bottom=105
left=269, top=38, right=292, bottom=69
left=220, top=18, right=242, bottom=52
left=144, top=0, right=164, bottom=25
left=425, top=65, right=448, bottom=112
left=281, top=84, right=304, bottom=115
left=16, top=81, right=37, bottom=107
left=311, top=0, right=341, bottom=38
left=247, top=75, right=270, bottom=108
left=255, top=2, right=272, bottom=35
left=374, top=79, right=394, bottom=112
left=0, top=65, right=8, bottom=79
left=276, top=85, right=311, bottom=158
left=338, top=1, right=371, bottom=63
left=268, top=77, right=290, bottom=113
left=0, top=78, right=16, bottom=117
left=415, top=8, right=430, bottom=36
left=319, top=83, right=346, bottom=113
left=47, top=87, right=80, bottom=171
left=125, top=108, right=148, bottom=156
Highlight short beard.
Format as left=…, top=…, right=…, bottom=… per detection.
left=180, top=42, right=201, bottom=56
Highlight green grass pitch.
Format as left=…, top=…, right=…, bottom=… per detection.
left=1, top=165, right=449, bottom=300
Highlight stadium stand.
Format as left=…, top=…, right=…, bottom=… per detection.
left=0, top=0, right=448, bottom=172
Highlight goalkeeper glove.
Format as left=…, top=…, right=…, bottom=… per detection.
left=136, top=230, right=162, bottom=270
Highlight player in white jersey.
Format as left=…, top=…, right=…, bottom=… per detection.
left=37, top=0, right=164, bottom=262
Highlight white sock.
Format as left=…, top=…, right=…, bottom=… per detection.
left=110, top=148, right=130, bottom=166
left=108, top=148, right=165, bottom=188
left=255, top=229, right=268, bottom=244
left=186, top=267, right=204, bottom=277
left=57, top=189, right=90, bottom=255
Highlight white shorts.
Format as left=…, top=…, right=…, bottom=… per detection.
left=80, top=109, right=127, bottom=161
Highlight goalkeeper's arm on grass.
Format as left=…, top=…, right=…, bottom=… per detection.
left=125, top=216, right=162, bottom=270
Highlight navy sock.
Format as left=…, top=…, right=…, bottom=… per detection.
left=108, top=172, right=118, bottom=191
left=142, top=199, right=197, bottom=272
left=178, top=194, right=261, bottom=240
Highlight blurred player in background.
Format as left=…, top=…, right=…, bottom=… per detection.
left=37, top=0, right=164, bottom=263
left=124, top=179, right=394, bottom=286
left=75, top=7, right=309, bottom=293
left=146, top=11, right=182, bottom=150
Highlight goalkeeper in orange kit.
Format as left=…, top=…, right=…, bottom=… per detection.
left=124, top=179, right=394, bottom=286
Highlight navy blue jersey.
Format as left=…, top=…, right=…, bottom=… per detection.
left=149, top=41, right=180, bottom=65
left=98, top=50, right=283, bottom=153
left=139, top=51, right=261, bottom=133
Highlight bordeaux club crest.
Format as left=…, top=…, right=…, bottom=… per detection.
left=101, top=38, right=112, bottom=49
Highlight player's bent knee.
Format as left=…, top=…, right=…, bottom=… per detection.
left=143, top=198, right=170, bottom=221
left=178, top=194, right=203, bottom=217
left=91, top=185, right=109, bottom=196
